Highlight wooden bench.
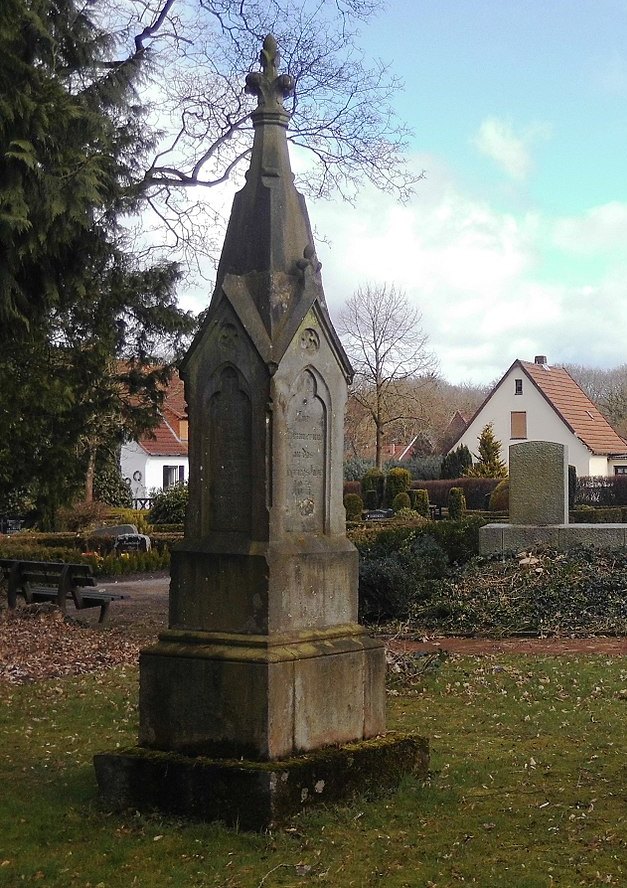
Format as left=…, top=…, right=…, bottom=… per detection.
left=0, top=559, right=126, bottom=623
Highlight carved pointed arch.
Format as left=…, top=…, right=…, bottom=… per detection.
left=285, top=366, right=330, bottom=534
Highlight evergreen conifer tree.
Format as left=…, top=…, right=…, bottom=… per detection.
left=0, top=0, right=194, bottom=525
left=467, top=424, right=507, bottom=478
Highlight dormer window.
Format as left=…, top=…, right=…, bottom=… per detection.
left=515, top=379, right=523, bottom=395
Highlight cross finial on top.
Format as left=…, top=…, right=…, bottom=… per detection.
left=245, top=34, right=294, bottom=112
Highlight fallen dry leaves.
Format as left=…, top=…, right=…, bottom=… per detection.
left=0, top=604, right=142, bottom=684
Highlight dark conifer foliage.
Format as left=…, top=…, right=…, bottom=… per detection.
left=0, top=0, right=194, bottom=525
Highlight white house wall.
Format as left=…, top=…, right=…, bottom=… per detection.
left=455, top=365, right=600, bottom=476
left=120, top=442, right=189, bottom=497
left=120, top=441, right=149, bottom=497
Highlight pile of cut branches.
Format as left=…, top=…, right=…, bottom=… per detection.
left=413, top=548, right=627, bottom=636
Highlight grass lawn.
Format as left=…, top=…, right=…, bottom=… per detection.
left=1, top=655, right=625, bottom=887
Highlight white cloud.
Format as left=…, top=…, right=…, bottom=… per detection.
left=552, top=201, right=627, bottom=256
left=472, top=117, right=551, bottom=181
left=309, top=156, right=627, bottom=385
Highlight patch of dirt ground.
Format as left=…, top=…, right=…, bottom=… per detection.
left=1, top=573, right=626, bottom=684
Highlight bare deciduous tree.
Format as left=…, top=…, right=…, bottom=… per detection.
left=97, top=0, right=421, bottom=278
left=337, top=283, right=438, bottom=469
left=564, top=363, right=627, bottom=437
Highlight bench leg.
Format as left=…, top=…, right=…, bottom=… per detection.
left=98, top=601, right=111, bottom=624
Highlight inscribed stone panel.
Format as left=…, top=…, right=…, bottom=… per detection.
left=509, top=441, right=568, bottom=525
left=209, top=367, right=252, bottom=533
left=286, top=370, right=326, bottom=533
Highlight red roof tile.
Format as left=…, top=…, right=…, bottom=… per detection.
left=137, top=370, right=188, bottom=457
left=139, top=414, right=188, bottom=457
left=519, top=360, right=627, bottom=454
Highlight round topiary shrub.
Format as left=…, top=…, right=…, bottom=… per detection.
left=489, top=478, right=509, bottom=511
left=448, top=487, right=467, bottom=520
left=412, top=488, right=430, bottom=518
left=344, top=492, right=364, bottom=521
left=392, top=491, right=411, bottom=513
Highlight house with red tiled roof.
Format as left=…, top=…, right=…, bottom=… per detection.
left=450, top=356, right=627, bottom=476
left=120, top=371, right=189, bottom=498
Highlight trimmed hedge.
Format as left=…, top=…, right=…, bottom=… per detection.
left=411, top=477, right=500, bottom=510
left=343, top=480, right=361, bottom=497
left=576, top=475, right=627, bottom=507
left=0, top=543, right=170, bottom=576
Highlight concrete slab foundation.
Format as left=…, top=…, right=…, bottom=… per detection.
left=94, top=733, right=428, bottom=831
left=480, top=523, right=627, bottom=556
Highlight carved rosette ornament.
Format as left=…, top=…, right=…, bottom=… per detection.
left=245, top=34, right=294, bottom=113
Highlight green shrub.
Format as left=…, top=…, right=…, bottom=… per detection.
left=489, top=478, right=509, bottom=512
left=0, top=544, right=84, bottom=565
left=56, top=501, right=112, bottom=532
left=392, top=491, right=411, bottom=513
left=5, top=531, right=83, bottom=550
left=344, top=493, right=364, bottom=520
left=412, top=488, right=430, bottom=517
left=448, top=487, right=466, bottom=520
left=440, top=444, right=472, bottom=479
left=359, top=554, right=417, bottom=621
left=149, top=532, right=184, bottom=552
left=149, top=524, right=184, bottom=534
left=411, top=478, right=499, bottom=510
left=149, top=483, right=188, bottom=525
left=568, top=465, right=577, bottom=510
left=394, top=507, right=425, bottom=522
left=361, top=468, right=385, bottom=509
left=414, top=547, right=627, bottom=635
left=344, top=458, right=374, bottom=481
left=93, top=462, right=132, bottom=507
left=385, top=467, right=411, bottom=507
left=105, top=508, right=150, bottom=533
left=358, top=533, right=450, bottom=623
left=427, top=516, right=485, bottom=564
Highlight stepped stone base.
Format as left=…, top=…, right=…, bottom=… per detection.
left=94, top=733, right=428, bottom=831
left=138, top=625, right=385, bottom=760
left=480, top=523, right=627, bottom=555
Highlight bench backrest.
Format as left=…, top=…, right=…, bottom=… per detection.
left=0, top=560, right=96, bottom=587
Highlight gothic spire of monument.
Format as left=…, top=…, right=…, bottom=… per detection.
left=215, top=34, right=320, bottom=285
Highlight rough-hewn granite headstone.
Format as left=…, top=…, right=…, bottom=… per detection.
left=94, top=34, right=425, bottom=828
left=509, top=441, right=568, bottom=526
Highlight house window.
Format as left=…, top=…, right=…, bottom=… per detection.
left=515, top=379, right=523, bottom=395
left=163, top=465, right=185, bottom=488
left=511, top=411, right=527, bottom=439
left=614, top=466, right=627, bottom=475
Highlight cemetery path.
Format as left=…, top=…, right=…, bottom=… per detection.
left=1, top=573, right=626, bottom=683
left=94, top=576, right=627, bottom=654
left=73, top=575, right=627, bottom=655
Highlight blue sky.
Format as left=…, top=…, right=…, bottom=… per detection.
left=303, top=0, right=627, bottom=384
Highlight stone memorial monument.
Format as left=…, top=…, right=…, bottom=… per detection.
left=480, top=440, right=627, bottom=554
left=509, top=441, right=569, bottom=526
left=95, top=35, right=426, bottom=829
